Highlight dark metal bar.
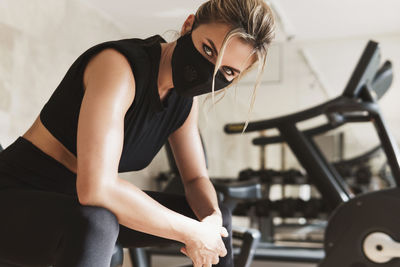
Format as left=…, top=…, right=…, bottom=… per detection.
left=277, top=123, right=350, bottom=208
left=252, top=115, right=370, bottom=146
left=224, top=97, right=342, bottom=134
left=307, top=136, right=355, bottom=199
left=371, top=112, right=400, bottom=185
left=342, top=40, right=380, bottom=98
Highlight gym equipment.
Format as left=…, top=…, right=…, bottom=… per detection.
left=225, top=40, right=400, bottom=266
left=234, top=144, right=388, bottom=219
left=234, top=142, right=390, bottom=252
left=333, top=145, right=392, bottom=193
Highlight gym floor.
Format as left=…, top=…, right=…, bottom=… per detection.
left=121, top=248, right=317, bottom=267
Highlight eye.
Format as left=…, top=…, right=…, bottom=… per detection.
left=222, top=66, right=234, bottom=76
left=202, top=44, right=213, bottom=57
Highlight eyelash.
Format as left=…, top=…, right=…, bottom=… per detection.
left=202, top=43, right=235, bottom=77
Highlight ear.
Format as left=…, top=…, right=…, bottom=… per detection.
left=180, top=14, right=195, bottom=35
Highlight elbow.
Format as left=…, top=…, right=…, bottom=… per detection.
left=76, top=176, right=108, bottom=207
left=77, top=191, right=98, bottom=206
left=77, top=188, right=101, bottom=206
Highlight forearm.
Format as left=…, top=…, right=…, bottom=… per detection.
left=81, top=177, right=199, bottom=244
left=183, top=176, right=222, bottom=221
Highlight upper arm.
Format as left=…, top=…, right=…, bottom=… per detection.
left=77, top=48, right=135, bottom=204
left=167, top=98, right=208, bottom=185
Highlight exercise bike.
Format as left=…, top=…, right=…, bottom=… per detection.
left=224, top=40, right=400, bottom=266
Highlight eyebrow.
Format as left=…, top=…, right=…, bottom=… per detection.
left=206, top=38, right=241, bottom=74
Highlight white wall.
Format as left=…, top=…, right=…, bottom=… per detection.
left=0, top=0, right=123, bottom=144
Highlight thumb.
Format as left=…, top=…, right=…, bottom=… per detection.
left=220, top=226, right=229, bottom=237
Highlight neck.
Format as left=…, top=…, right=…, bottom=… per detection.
left=157, top=42, right=176, bottom=100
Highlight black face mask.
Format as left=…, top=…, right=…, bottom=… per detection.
left=171, top=31, right=233, bottom=97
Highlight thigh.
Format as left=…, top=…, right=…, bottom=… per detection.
left=0, top=187, right=82, bottom=266
left=117, top=191, right=197, bottom=248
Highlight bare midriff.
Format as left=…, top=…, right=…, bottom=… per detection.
left=22, top=115, right=78, bottom=175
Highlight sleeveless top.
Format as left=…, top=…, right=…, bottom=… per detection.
left=39, top=35, right=193, bottom=173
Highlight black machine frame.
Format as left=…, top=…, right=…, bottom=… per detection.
left=225, top=40, right=400, bottom=210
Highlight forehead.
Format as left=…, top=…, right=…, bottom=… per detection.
left=192, top=22, right=257, bottom=71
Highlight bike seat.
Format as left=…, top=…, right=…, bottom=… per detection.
left=211, top=178, right=262, bottom=200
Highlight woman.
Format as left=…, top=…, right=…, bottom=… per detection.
left=0, top=0, right=275, bottom=266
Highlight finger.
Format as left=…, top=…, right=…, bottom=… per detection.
left=212, top=255, right=220, bottom=265
left=180, top=246, right=188, bottom=257
left=218, top=244, right=228, bottom=257
left=220, top=248, right=227, bottom=257
left=220, top=227, right=229, bottom=237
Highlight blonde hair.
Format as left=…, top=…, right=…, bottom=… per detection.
left=193, top=0, right=276, bottom=132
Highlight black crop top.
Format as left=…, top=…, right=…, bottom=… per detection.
left=39, top=35, right=193, bottom=173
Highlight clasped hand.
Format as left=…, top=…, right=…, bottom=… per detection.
left=181, top=213, right=228, bottom=267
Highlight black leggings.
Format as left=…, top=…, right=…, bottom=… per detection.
left=0, top=137, right=234, bottom=267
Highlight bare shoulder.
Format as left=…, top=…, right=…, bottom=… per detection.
left=82, top=48, right=136, bottom=113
